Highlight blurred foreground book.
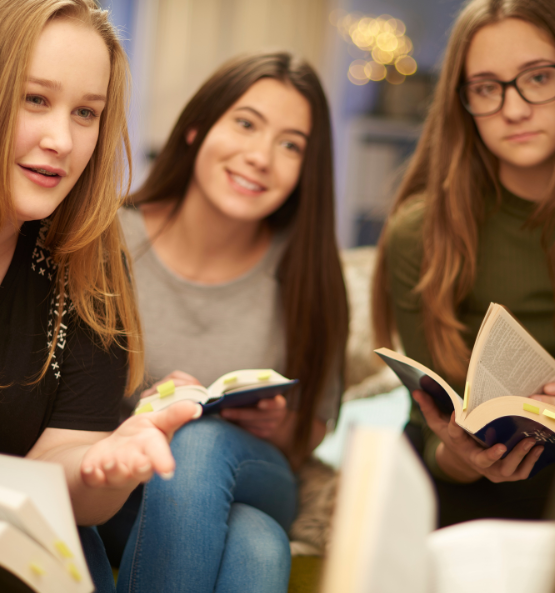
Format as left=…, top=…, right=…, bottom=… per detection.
left=0, top=454, right=93, bottom=593
left=321, top=428, right=555, bottom=593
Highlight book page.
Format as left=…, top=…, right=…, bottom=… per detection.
left=322, top=429, right=436, bottom=593
left=468, top=308, right=555, bottom=411
left=0, top=455, right=93, bottom=592
left=428, top=520, right=555, bottom=593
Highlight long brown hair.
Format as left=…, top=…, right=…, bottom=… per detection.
left=0, top=0, right=143, bottom=393
left=129, top=52, right=349, bottom=452
left=373, top=0, right=555, bottom=384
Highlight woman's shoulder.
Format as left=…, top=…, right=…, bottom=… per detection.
left=385, top=194, right=426, bottom=257
left=118, top=205, right=148, bottom=255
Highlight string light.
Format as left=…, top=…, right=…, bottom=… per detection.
left=331, top=12, right=418, bottom=86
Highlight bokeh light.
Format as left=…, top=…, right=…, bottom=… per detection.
left=331, top=11, right=418, bottom=86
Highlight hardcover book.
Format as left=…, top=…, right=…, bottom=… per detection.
left=135, top=368, right=298, bottom=415
left=321, top=427, right=555, bottom=593
left=375, top=302, right=555, bottom=477
left=0, top=454, right=93, bottom=593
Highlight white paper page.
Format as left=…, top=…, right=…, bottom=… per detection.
left=428, top=520, right=555, bottom=593
left=359, top=434, right=436, bottom=593
left=0, top=455, right=92, bottom=591
left=469, top=310, right=555, bottom=410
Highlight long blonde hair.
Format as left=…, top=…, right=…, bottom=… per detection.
left=0, top=0, right=143, bottom=393
left=373, top=0, right=555, bottom=384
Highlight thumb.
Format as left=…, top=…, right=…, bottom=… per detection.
left=150, top=401, right=203, bottom=441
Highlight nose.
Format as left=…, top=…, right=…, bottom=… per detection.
left=244, top=134, right=273, bottom=171
left=38, top=109, right=73, bottom=156
left=501, top=86, right=532, bottom=122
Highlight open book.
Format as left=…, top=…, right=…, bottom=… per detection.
left=375, top=302, right=555, bottom=477
left=321, top=427, right=555, bottom=593
left=0, top=454, right=93, bottom=593
left=135, top=368, right=298, bottom=416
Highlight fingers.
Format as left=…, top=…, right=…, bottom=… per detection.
left=529, top=394, right=555, bottom=405
left=148, top=401, right=203, bottom=440
left=413, top=390, right=450, bottom=434
left=221, top=406, right=285, bottom=422
left=257, top=395, right=287, bottom=410
left=138, top=432, right=176, bottom=479
left=543, top=382, right=555, bottom=396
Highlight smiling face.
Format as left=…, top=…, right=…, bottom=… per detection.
left=187, top=78, right=312, bottom=223
left=465, top=18, right=555, bottom=184
left=12, top=18, right=110, bottom=224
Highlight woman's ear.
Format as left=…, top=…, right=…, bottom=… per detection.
left=186, top=129, right=197, bottom=145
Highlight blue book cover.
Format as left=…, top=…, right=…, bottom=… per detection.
left=375, top=346, right=555, bottom=478
left=135, top=370, right=298, bottom=416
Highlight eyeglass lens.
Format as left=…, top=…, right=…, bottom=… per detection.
left=462, top=65, right=555, bottom=115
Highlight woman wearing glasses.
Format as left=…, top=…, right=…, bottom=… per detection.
left=373, top=0, right=555, bottom=527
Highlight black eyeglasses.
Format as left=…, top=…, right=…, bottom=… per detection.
left=459, top=64, right=555, bottom=116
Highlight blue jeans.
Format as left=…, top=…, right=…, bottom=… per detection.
left=79, top=526, right=116, bottom=593
left=117, top=416, right=297, bottom=593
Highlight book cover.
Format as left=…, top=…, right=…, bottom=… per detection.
left=135, top=369, right=298, bottom=415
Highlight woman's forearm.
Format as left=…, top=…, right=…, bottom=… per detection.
left=27, top=435, right=138, bottom=525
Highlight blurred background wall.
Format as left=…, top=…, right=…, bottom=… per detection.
left=100, top=0, right=465, bottom=246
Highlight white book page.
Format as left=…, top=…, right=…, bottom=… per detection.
left=0, top=455, right=92, bottom=591
left=468, top=308, right=555, bottom=411
left=359, top=434, right=435, bottom=593
left=428, top=520, right=555, bottom=593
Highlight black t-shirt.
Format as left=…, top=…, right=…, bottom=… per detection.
left=0, top=220, right=127, bottom=456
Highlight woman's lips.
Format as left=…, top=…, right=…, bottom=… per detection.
left=18, top=164, right=64, bottom=188
left=226, top=170, right=266, bottom=195
left=505, top=131, right=541, bottom=142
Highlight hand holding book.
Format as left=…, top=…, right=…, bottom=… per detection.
left=220, top=394, right=288, bottom=440
left=139, top=369, right=292, bottom=441
left=376, top=303, right=555, bottom=481
left=413, top=389, right=543, bottom=483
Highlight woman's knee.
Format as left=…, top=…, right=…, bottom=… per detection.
left=227, top=503, right=291, bottom=573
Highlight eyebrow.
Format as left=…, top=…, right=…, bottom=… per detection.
left=27, top=76, right=107, bottom=102
left=233, top=106, right=309, bottom=139
left=468, top=59, right=555, bottom=79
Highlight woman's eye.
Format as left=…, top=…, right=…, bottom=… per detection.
left=282, top=140, right=302, bottom=154
left=472, top=82, right=499, bottom=97
left=74, top=108, right=97, bottom=120
left=25, top=95, right=46, bottom=107
left=236, top=118, right=253, bottom=129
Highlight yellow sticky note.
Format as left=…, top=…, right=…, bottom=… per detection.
left=463, top=383, right=470, bottom=412
left=157, top=380, right=176, bottom=398
left=67, top=563, right=82, bottom=582
left=223, top=375, right=237, bottom=385
left=257, top=371, right=272, bottom=381
left=135, top=403, right=154, bottom=415
left=54, top=540, right=73, bottom=559
left=543, top=409, right=555, bottom=420
left=523, top=402, right=540, bottom=415
left=29, top=563, right=45, bottom=576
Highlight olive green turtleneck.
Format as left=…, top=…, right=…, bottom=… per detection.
left=385, top=186, right=555, bottom=478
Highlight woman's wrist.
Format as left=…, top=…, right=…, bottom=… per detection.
left=435, top=442, right=482, bottom=483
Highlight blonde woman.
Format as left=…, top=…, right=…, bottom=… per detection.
left=374, top=0, right=555, bottom=526
left=0, top=1, right=200, bottom=590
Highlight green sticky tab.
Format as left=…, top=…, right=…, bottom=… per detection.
left=29, top=563, right=45, bottom=576
left=67, top=563, right=82, bottom=582
left=223, top=375, right=237, bottom=385
left=54, top=540, right=73, bottom=559
left=463, top=383, right=470, bottom=412
left=257, top=371, right=272, bottom=381
left=135, top=403, right=154, bottom=415
left=157, top=380, right=176, bottom=398
left=523, top=402, right=540, bottom=415
left=543, top=409, right=555, bottom=420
